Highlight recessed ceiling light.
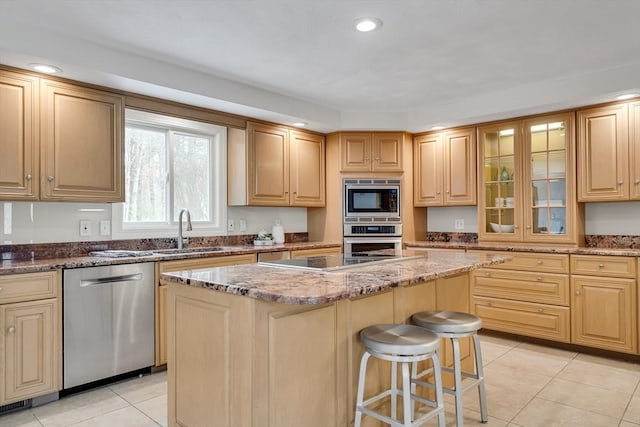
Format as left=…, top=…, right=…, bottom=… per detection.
left=354, top=17, right=382, bottom=32
left=616, top=93, right=639, bottom=100
left=29, top=63, right=63, bottom=74
left=292, top=122, right=307, bottom=127
left=431, top=126, right=445, bottom=131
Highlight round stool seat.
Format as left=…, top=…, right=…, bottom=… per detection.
left=412, top=311, right=482, bottom=334
left=360, top=324, right=440, bottom=356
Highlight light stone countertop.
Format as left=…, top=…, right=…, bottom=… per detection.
left=160, top=250, right=510, bottom=305
left=0, top=241, right=342, bottom=275
left=405, top=241, right=640, bottom=257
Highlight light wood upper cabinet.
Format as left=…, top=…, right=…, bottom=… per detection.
left=289, top=130, right=325, bottom=207
left=413, top=127, right=476, bottom=206
left=237, top=122, right=325, bottom=207
left=577, top=103, right=629, bottom=201
left=247, top=122, right=290, bottom=206
left=340, top=132, right=403, bottom=172
left=478, top=113, right=580, bottom=245
left=0, top=69, right=39, bottom=200
left=40, top=79, right=124, bottom=202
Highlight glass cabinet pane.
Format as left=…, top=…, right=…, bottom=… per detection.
left=527, top=118, right=569, bottom=236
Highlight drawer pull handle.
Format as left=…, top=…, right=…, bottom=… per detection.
left=8, top=326, right=15, bottom=333
left=536, top=260, right=543, bottom=265
left=598, top=263, right=604, bottom=268
left=537, top=309, right=544, bottom=313
left=537, top=275, right=543, bottom=281
left=484, top=272, right=491, bottom=277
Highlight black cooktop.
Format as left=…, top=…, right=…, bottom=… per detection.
left=259, top=253, right=411, bottom=272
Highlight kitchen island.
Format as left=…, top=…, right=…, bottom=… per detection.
left=160, top=250, right=507, bottom=427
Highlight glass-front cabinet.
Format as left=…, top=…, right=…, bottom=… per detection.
left=478, top=112, right=581, bottom=244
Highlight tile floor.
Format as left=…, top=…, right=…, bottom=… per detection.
left=1, top=334, right=639, bottom=426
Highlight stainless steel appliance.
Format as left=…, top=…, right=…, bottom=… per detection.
left=344, top=178, right=401, bottom=222
left=63, top=262, right=155, bottom=389
left=343, top=178, right=403, bottom=255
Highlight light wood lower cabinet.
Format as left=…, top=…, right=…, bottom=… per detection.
left=167, top=272, right=468, bottom=427
left=155, top=253, right=256, bottom=366
left=290, top=246, right=342, bottom=259
left=0, top=271, right=61, bottom=405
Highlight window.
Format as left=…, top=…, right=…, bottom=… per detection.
left=112, top=109, right=226, bottom=238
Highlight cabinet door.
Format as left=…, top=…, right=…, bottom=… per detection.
left=630, top=101, right=640, bottom=200
left=247, top=122, right=290, bottom=206
left=1, top=298, right=60, bottom=404
left=523, top=112, right=577, bottom=244
left=577, top=104, right=629, bottom=201
left=340, top=133, right=371, bottom=172
left=372, top=132, right=403, bottom=172
left=444, top=128, right=476, bottom=205
left=40, top=80, right=124, bottom=202
left=289, top=130, right=325, bottom=207
left=571, top=276, right=637, bottom=354
left=477, top=120, right=523, bottom=242
left=0, top=70, right=39, bottom=200
left=413, top=133, right=443, bottom=206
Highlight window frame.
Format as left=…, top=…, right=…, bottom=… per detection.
left=112, top=109, right=227, bottom=239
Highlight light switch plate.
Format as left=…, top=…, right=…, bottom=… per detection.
left=454, top=219, right=464, bottom=230
left=79, top=220, right=91, bottom=236
left=227, top=219, right=235, bottom=232
left=99, top=220, right=111, bottom=236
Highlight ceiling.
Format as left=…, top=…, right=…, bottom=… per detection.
left=1, top=0, right=639, bottom=132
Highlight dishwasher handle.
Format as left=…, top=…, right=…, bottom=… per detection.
left=80, top=273, right=144, bottom=287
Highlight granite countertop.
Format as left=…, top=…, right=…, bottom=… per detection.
left=0, top=241, right=342, bottom=275
left=405, top=241, right=640, bottom=257
left=160, top=250, right=509, bottom=305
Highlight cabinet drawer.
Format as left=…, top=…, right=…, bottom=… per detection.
left=469, top=251, right=569, bottom=273
left=472, top=296, right=570, bottom=343
left=570, top=255, right=636, bottom=278
left=472, top=269, right=569, bottom=306
left=158, top=254, right=257, bottom=275
left=0, top=271, right=59, bottom=304
left=290, top=247, right=342, bottom=258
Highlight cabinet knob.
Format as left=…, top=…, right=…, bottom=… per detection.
left=575, top=290, right=581, bottom=296
left=436, top=191, right=441, bottom=195
left=484, top=272, right=491, bottom=277
left=47, top=175, right=54, bottom=182
left=618, top=180, right=623, bottom=185
left=526, top=225, right=531, bottom=229
left=537, top=308, right=544, bottom=313
left=446, top=190, right=450, bottom=193
left=598, top=263, right=604, bottom=268
left=514, top=225, right=519, bottom=229
left=537, top=275, right=543, bottom=281
left=26, top=174, right=32, bottom=181
left=635, top=179, right=640, bottom=185
left=7, top=326, right=15, bottom=333
left=0, top=287, right=3, bottom=292
left=536, top=260, right=543, bottom=265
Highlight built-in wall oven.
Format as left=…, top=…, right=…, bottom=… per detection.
left=343, top=178, right=402, bottom=255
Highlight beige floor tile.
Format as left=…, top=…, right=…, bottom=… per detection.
left=479, top=334, right=521, bottom=349
left=0, top=409, right=43, bottom=427
left=422, top=401, right=509, bottom=426
left=624, top=396, right=640, bottom=424
left=488, top=346, right=572, bottom=377
left=512, top=397, right=620, bottom=427
left=620, top=421, right=640, bottom=427
left=538, top=377, right=632, bottom=419
left=574, top=353, right=640, bottom=373
left=480, top=341, right=514, bottom=366
left=66, top=406, right=158, bottom=427
left=109, top=371, right=167, bottom=404
left=461, top=362, right=552, bottom=421
left=31, top=388, right=129, bottom=427
left=514, top=342, right=578, bottom=360
left=557, top=359, right=640, bottom=395
left=134, top=394, right=167, bottom=427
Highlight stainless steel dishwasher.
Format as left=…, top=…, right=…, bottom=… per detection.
left=63, top=262, right=155, bottom=389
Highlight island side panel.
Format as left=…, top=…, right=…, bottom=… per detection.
left=253, top=301, right=343, bottom=427
left=167, top=284, right=253, bottom=427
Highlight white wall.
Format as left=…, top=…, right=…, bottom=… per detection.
left=0, top=201, right=307, bottom=244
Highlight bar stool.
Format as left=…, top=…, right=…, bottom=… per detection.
left=411, top=311, right=487, bottom=426
left=354, top=324, right=446, bottom=427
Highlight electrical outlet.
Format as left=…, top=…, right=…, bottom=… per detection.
left=454, top=219, right=465, bottom=230
left=79, top=220, right=91, bottom=237
left=227, top=219, right=235, bottom=232
left=239, top=219, right=247, bottom=232
left=99, top=220, right=111, bottom=236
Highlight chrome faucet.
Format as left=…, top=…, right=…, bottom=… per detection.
left=178, top=209, right=192, bottom=249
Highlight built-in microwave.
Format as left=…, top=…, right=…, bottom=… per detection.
left=344, top=178, right=401, bottom=221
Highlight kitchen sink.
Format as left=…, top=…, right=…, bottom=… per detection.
left=151, top=247, right=227, bottom=255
